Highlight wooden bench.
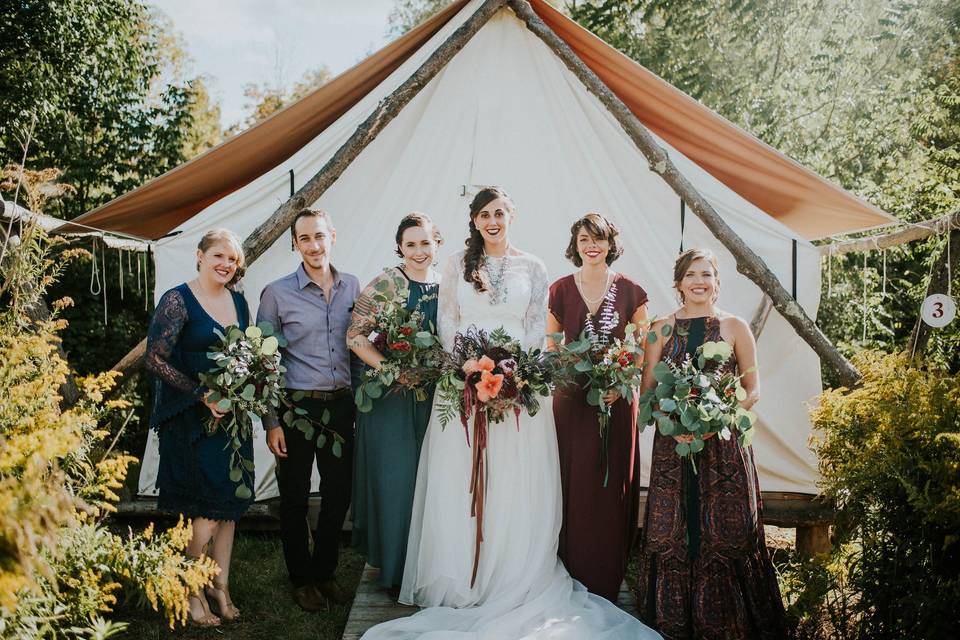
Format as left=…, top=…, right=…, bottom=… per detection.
left=118, top=490, right=834, bottom=557
left=637, top=490, right=835, bottom=558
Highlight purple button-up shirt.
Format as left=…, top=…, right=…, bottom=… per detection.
left=257, top=264, right=360, bottom=428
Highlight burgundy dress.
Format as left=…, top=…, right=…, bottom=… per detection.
left=549, top=273, right=648, bottom=601
left=636, top=316, right=789, bottom=640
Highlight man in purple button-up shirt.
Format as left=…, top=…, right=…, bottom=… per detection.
left=257, top=209, right=359, bottom=610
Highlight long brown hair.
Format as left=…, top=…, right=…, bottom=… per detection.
left=463, top=186, right=513, bottom=293
left=673, top=248, right=720, bottom=303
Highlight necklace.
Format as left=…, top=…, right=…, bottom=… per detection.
left=576, top=270, right=613, bottom=307
left=483, top=253, right=510, bottom=305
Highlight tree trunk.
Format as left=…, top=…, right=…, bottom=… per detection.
left=508, top=0, right=861, bottom=388
left=910, top=228, right=960, bottom=357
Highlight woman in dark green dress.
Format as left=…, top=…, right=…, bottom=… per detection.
left=636, top=248, right=788, bottom=640
left=348, top=213, right=442, bottom=596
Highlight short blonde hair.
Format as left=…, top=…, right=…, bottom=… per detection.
left=197, top=228, right=246, bottom=287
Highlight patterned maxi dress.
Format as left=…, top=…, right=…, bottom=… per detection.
left=636, top=316, right=788, bottom=640
left=549, top=273, right=648, bottom=601
left=146, top=283, right=255, bottom=521
left=351, top=268, right=439, bottom=588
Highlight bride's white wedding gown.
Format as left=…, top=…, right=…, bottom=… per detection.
left=362, top=249, right=661, bottom=639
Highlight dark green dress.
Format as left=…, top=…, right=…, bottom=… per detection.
left=352, top=270, right=438, bottom=588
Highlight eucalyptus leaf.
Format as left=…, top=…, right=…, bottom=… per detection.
left=586, top=387, right=602, bottom=406
left=657, top=415, right=676, bottom=436
left=332, top=440, right=343, bottom=458
left=229, top=467, right=242, bottom=482
left=322, top=409, right=331, bottom=424
left=235, top=485, right=252, bottom=500
left=675, top=441, right=690, bottom=456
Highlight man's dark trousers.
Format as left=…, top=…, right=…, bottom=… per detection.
left=275, top=391, right=355, bottom=588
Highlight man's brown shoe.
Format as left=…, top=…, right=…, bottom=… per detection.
left=292, top=584, right=326, bottom=612
left=315, top=579, right=351, bottom=605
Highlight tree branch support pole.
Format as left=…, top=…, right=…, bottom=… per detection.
left=910, top=227, right=960, bottom=357
left=821, top=209, right=960, bottom=256
left=111, top=0, right=508, bottom=377
left=509, top=0, right=860, bottom=387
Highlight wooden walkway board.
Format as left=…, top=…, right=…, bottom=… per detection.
left=342, top=564, right=639, bottom=639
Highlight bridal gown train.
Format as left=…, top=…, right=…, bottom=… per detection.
left=362, top=249, right=661, bottom=640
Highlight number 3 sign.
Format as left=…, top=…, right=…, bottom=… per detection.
left=921, top=294, right=957, bottom=328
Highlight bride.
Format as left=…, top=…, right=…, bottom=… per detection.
left=362, top=187, right=662, bottom=639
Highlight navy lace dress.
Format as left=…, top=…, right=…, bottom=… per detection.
left=146, top=283, right=255, bottom=521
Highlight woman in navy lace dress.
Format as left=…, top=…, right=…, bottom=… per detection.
left=146, top=229, right=253, bottom=626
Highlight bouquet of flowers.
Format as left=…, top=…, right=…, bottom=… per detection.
left=200, top=322, right=344, bottom=499
left=433, top=326, right=566, bottom=586
left=561, top=311, right=645, bottom=487
left=355, top=271, right=442, bottom=411
left=638, top=338, right=756, bottom=473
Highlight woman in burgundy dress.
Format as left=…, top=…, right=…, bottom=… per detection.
left=636, top=248, right=788, bottom=640
left=546, top=213, right=648, bottom=601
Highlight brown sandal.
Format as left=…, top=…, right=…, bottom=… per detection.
left=205, top=583, right=240, bottom=622
left=187, top=593, right=221, bottom=627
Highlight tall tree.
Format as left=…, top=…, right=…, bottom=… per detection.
left=0, top=0, right=221, bottom=219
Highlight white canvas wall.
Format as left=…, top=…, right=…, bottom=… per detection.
left=140, top=3, right=823, bottom=500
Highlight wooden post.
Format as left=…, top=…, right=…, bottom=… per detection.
left=796, top=524, right=832, bottom=558
left=508, top=0, right=861, bottom=388
left=821, top=209, right=960, bottom=255
left=242, top=0, right=507, bottom=265
left=910, top=227, right=960, bottom=356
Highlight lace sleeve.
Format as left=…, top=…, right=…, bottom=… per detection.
left=522, top=255, right=549, bottom=350
left=145, top=289, right=201, bottom=394
left=438, top=252, right=463, bottom=351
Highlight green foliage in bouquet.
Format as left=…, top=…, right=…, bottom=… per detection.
left=638, top=338, right=756, bottom=472
left=560, top=317, right=648, bottom=486
left=434, top=327, right=565, bottom=429
left=354, top=270, right=441, bottom=412
left=199, top=321, right=344, bottom=499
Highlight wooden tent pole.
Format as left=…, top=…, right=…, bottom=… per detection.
left=821, top=210, right=960, bottom=256
left=508, top=0, right=860, bottom=387
left=109, top=0, right=507, bottom=378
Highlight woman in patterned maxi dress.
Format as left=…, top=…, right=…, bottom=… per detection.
left=635, top=248, right=789, bottom=640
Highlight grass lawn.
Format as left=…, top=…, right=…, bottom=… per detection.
left=114, top=532, right=365, bottom=640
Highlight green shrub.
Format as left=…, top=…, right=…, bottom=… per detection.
left=806, top=351, right=960, bottom=639
left=0, top=221, right=217, bottom=637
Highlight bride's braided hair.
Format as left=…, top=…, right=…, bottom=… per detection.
left=463, top=186, right=513, bottom=293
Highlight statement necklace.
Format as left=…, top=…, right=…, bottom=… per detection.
left=483, top=252, right=511, bottom=305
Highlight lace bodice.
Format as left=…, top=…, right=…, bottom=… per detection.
left=438, top=249, right=549, bottom=351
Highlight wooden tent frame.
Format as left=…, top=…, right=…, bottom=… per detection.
left=110, top=0, right=863, bottom=388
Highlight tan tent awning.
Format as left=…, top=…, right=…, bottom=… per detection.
left=61, top=1, right=469, bottom=240
left=66, top=0, right=894, bottom=241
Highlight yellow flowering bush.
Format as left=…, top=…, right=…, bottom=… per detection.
left=0, top=225, right=217, bottom=637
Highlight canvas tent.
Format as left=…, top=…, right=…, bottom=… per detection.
left=67, top=0, right=894, bottom=500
